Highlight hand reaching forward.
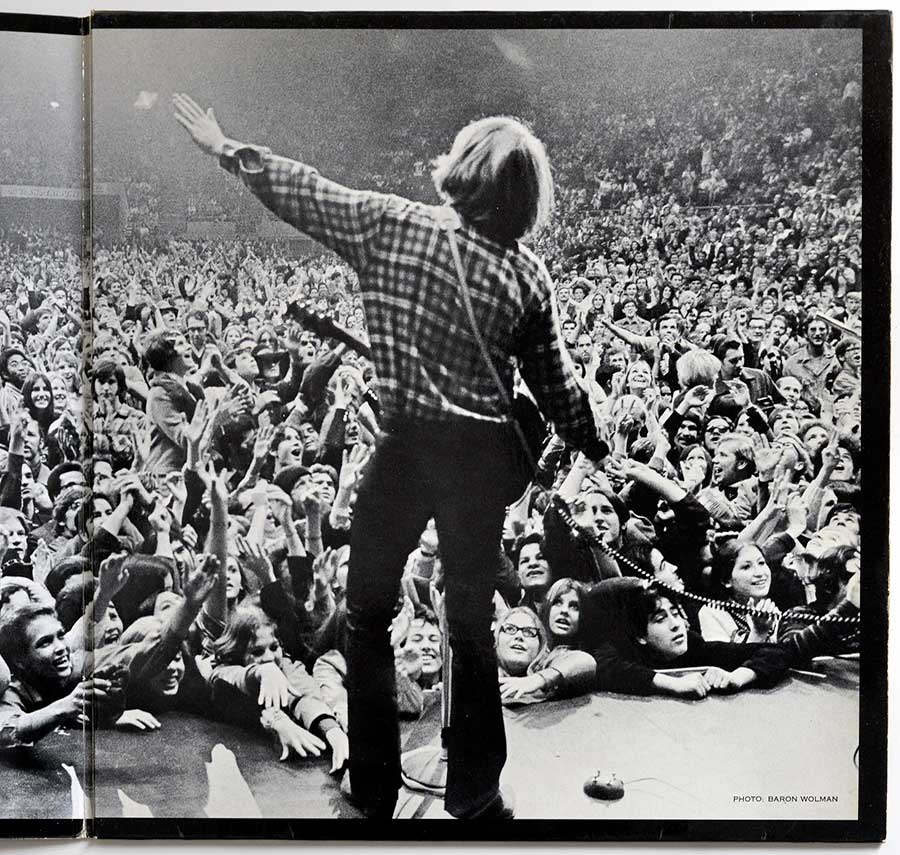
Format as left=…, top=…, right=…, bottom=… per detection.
left=680, top=384, right=713, bottom=411
left=499, top=673, right=546, bottom=701
left=182, top=399, right=209, bottom=454
left=260, top=710, right=326, bottom=762
left=197, top=458, right=231, bottom=507
left=98, top=552, right=131, bottom=599
left=147, top=502, right=172, bottom=536
left=389, top=595, right=416, bottom=650
left=235, top=535, right=276, bottom=586
left=702, top=666, right=755, bottom=693
left=173, top=94, right=228, bottom=157
left=7, top=411, right=26, bottom=456
left=183, top=553, right=220, bottom=608
left=30, top=539, right=53, bottom=588
left=256, top=661, right=291, bottom=710
left=325, top=727, right=349, bottom=773
left=252, top=424, right=276, bottom=464
left=752, top=433, right=783, bottom=482
left=312, top=548, right=339, bottom=595
left=338, top=443, right=370, bottom=493
left=266, top=484, right=294, bottom=526
left=116, top=709, right=162, bottom=732
left=56, top=679, right=111, bottom=726
left=667, top=672, right=710, bottom=699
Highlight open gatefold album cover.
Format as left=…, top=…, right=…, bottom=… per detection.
left=0, top=9, right=890, bottom=842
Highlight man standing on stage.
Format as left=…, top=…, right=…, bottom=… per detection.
left=174, top=94, right=606, bottom=819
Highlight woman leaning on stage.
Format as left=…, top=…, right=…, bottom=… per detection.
left=495, top=583, right=597, bottom=705
left=0, top=560, right=132, bottom=747
left=207, top=601, right=349, bottom=772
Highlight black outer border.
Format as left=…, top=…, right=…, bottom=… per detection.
left=856, top=7, right=891, bottom=846
left=0, top=7, right=891, bottom=844
left=0, top=12, right=86, bottom=34
left=88, top=9, right=889, bottom=31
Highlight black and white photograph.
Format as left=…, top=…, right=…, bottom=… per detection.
left=0, top=10, right=890, bottom=843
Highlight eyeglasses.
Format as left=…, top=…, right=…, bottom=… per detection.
left=499, top=623, right=539, bottom=639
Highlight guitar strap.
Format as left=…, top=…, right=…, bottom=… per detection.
left=436, top=207, right=541, bottom=482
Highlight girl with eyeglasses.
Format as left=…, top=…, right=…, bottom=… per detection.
left=496, top=578, right=597, bottom=704
left=495, top=607, right=545, bottom=680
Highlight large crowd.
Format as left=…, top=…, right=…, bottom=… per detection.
left=0, top=38, right=862, bottom=801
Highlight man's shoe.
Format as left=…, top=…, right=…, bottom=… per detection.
left=339, top=770, right=395, bottom=819
left=458, top=785, right=516, bottom=820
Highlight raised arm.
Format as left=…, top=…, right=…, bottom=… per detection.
left=330, top=443, right=369, bottom=531
left=173, top=94, right=387, bottom=270
left=598, top=314, right=657, bottom=350
left=802, top=432, right=840, bottom=530
left=196, top=460, right=230, bottom=633
left=0, top=413, right=25, bottom=510
left=609, top=458, right=687, bottom=506
left=70, top=553, right=131, bottom=653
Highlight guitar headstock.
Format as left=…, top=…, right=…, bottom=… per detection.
left=285, top=298, right=372, bottom=359
left=286, top=299, right=335, bottom=338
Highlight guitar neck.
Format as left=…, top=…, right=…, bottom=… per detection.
left=325, top=324, right=373, bottom=360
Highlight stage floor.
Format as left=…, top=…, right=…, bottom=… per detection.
left=2, top=659, right=859, bottom=823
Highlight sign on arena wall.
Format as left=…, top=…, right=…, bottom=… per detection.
left=0, top=185, right=84, bottom=200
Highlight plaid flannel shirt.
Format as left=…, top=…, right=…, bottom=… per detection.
left=220, top=144, right=605, bottom=460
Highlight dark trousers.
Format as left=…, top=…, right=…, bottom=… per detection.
left=346, top=418, right=512, bottom=818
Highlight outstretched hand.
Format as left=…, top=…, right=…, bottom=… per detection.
left=235, top=535, right=276, bottom=586
left=173, top=94, right=228, bottom=157
left=184, top=553, right=220, bottom=608
left=98, top=552, right=131, bottom=600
